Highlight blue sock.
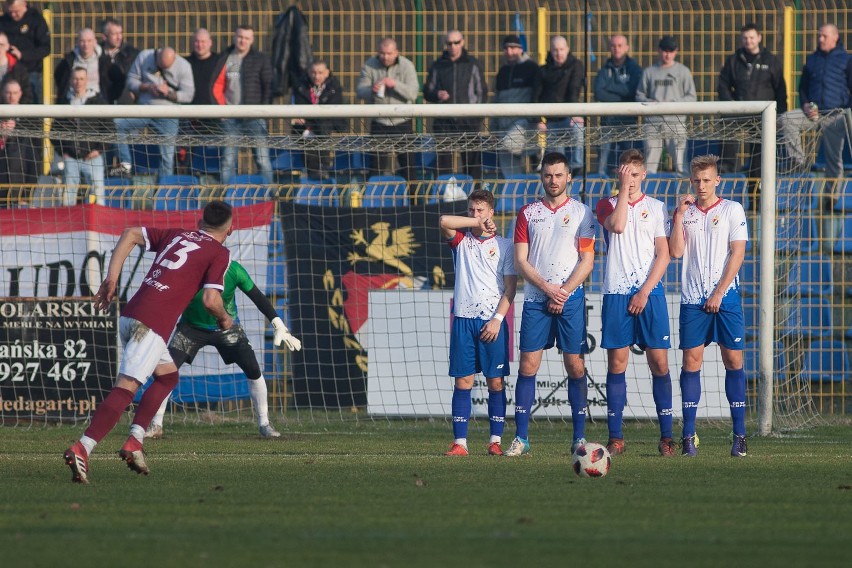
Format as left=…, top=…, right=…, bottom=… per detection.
left=451, top=388, right=471, bottom=440
left=652, top=372, right=674, bottom=439
left=488, top=389, right=506, bottom=438
left=680, top=370, right=701, bottom=438
left=725, top=368, right=747, bottom=437
left=606, top=372, right=626, bottom=439
left=567, top=376, right=588, bottom=441
left=513, top=374, right=536, bottom=440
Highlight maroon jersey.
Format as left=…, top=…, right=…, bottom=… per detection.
left=122, top=227, right=231, bottom=340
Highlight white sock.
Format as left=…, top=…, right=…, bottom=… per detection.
left=151, top=395, right=169, bottom=428
left=248, top=377, right=269, bottom=427
left=80, top=435, right=97, bottom=456
left=129, top=424, right=145, bottom=444
left=490, top=435, right=501, bottom=444
left=454, top=438, right=468, bottom=448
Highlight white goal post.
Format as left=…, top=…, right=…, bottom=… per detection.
left=6, top=101, right=784, bottom=433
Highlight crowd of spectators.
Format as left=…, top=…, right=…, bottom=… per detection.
left=0, top=1, right=848, bottom=208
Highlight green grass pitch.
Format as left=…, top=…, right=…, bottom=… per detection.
left=2, top=419, right=850, bottom=567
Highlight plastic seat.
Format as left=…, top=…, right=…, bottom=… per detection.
left=643, top=176, right=685, bottom=207
left=103, top=181, right=133, bottom=208
left=784, top=255, right=833, bottom=296
left=800, top=340, right=851, bottom=383
left=295, top=181, right=339, bottom=207
left=742, top=296, right=760, bottom=340
left=271, top=149, right=306, bottom=173
left=332, top=150, right=370, bottom=174
left=785, top=296, right=833, bottom=340
left=412, top=136, right=437, bottom=175
left=152, top=186, right=200, bottom=211
left=158, top=174, right=199, bottom=188
left=131, top=144, right=162, bottom=174
left=776, top=215, right=820, bottom=253
left=776, top=174, right=817, bottom=211
left=190, top=146, right=220, bottom=176
left=832, top=179, right=852, bottom=213
left=719, top=173, right=748, bottom=204
left=576, top=174, right=614, bottom=207
left=223, top=179, right=270, bottom=207
left=362, top=175, right=408, bottom=207
left=739, top=254, right=759, bottom=296
left=266, top=257, right=287, bottom=296
left=494, top=173, right=540, bottom=214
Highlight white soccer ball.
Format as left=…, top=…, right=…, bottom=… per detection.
left=571, top=442, right=611, bottom=478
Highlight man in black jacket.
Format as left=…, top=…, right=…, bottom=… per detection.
left=0, top=0, right=49, bottom=103
left=99, top=18, right=139, bottom=104
left=54, top=28, right=110, bottom=103
left=718, top=23, right=787, bottom=189
left=0, top=78, right=36, bottom=207
left=212, top=24, right=274, bottom=184
left=424, top=30, right=488, bottom=180
left=292, top=60, right=346, bottom=180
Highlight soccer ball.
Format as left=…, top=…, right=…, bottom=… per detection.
left=571, top=442, right=611, bottom=478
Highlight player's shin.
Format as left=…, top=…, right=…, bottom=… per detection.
left=606, top=372, right=627, bottom=439
left=248, top=376, right=270, bottom=427
left=83, top=386, right=135, bottom=445
left=725, top=368, right=747, bottom=437
left=513, top=374, right=536, bottom=439
left=567, top=376, right=588, bottom=441
left=680, top=370, right=702, bottom=437
left=652, top=372, right=674, bottom=439
left=451, top=387, right=472, bottom=444
left=133, top=371, right=179, bottom=435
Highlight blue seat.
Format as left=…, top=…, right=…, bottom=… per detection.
left=362, top=175, right=408, bottom=208
left=271, top=149, right=306, bottom=173
left=577, top=174, right=614, bottom=207
left=190, top=146, right=220, bottom=175
left=739, top=254, right=759, bottom=296
left=495, top=174, right=540, bottom=214
left=687, top=139, right=722, bottom=163
left=152, top=186, right=200, bottom=211
left=332, top=150, right=370, bottom=174
left=834, top=215, right=852, bottom=254
left=784, top=255, right=833, bottom=296
left=776, top=174, right=818, bottom=211
left=224, top=179, right=270, bottom=207
left=295, top=181, right=339, bottom=207
left=412, top=136, right=437, bottom=175
left=158, top=174, right=199, bottom=188
left=481, top=150, right=499, bottom=176
left=812, top=139, right=852, bottom=173
left=131, top=144, right=162, bottom=174
left=104, top=180, right=133, bottom=208
left=785, top=296, right=833, bottom=340
left=800, top=340, right=851, bottom=383
left=742, top=296, right=765, bottom=340
left=719, top=173, right=748, bottom=204
left=776, top=215, right=820, bottom=253
left=743, top=343, right=786, bottom=383
left=832, top=179, right=852, bottom=212
left=430, top=174, right=474, bottom=203
left=643, top=175, right=685, bottom=208
left=585, top=257, right=606, bottom=293
left=664, top=258, right=681, bottom=291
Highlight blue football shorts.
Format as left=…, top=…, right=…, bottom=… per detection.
left=601, top=293, right=671, bottom=350
left=679, top=294, right=746, bottom=350
left=519, top=292, right=589, bottom=355
left=448, top=316, right=510, bottom=378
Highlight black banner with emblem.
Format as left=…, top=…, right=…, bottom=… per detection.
left=281, top=201, right=468, bottom=408
left=0, top=298, right=118, bottom=423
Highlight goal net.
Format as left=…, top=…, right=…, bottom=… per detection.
left=1, top=101, right=843, bottom=433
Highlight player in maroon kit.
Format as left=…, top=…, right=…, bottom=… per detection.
left=64, top=200, right=234, bottom=483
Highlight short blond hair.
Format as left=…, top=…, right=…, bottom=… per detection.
left=690, top=154, right=720, bottom=176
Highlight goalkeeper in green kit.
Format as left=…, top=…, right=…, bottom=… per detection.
left=145, top=260, right=301, bottom=439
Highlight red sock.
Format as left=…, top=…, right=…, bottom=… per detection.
left=132, top=371, right=179, bottom=430
left=84, top=387, right=134, bottom=442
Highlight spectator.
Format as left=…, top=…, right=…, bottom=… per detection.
left=0, top=78, right=37, bottom=207
left=494, top=34, right=539, bottom=177
left=636, top=36, right=697, bottom=177
left=718, top=22, right=787, bottom=209
left=99, top=17, right=139, bottom=104
left=54, top=28, right=109, bottom=102
left=593, top=34, right=642, bottom=176
left=534, top=35, right=585, bottom=178
left=110, top=47, right=194, bottom=178
left=292, top=59, right=346, bottom=180
left=188, top=28, right=217, bottom=106
left=54, top=67, right=106, bottom=205
left=212, top=24, right=274, bottom=184
left=0, top=30, right=31, bottom=102
left=356, top=37, right=419, bottom=180
left=0, top=0, right=49, bottom=103
left=423, top=30, right=487, bottom=180
left=783, top=23, right=852, bottom=190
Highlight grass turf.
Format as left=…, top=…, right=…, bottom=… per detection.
left=1, top=419, right=850, bottom=567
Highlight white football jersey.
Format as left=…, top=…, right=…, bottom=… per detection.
left=677, top=198, right=749, bottom=304
left=596, top=194, right=670, bottom=295
left=514, top=198, right=596, bottom=303
left=449, top=231, right=516, bottom=319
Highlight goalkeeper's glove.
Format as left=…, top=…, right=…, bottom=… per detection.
left=271, top=317, right=301, bottom=351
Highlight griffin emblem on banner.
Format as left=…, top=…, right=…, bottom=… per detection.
left=348, top=222, right=420, bottom=277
